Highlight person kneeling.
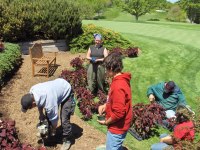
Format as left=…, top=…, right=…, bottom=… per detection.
left=151, top=104, right=195, bottom=150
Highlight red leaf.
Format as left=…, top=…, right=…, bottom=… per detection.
left=1, top=139, right=7, bottom=147
left=0, top=129, right=6, bottom=137
left=38, top=145, right=47, bottom=150
left=7, top=120, right=15, bottom=126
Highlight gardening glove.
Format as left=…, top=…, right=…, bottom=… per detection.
left=91, top=57, right=96, bottom=63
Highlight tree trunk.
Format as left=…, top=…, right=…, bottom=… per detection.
left=135, top=15, right=139, bottom=21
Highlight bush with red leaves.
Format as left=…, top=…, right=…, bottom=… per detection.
left=129, top=103, right=166, bottom=139
left=125, top=47, right=139, bottom=57
left=70, top=57, right=84, bottom=70
left=110, top=47, right=140, bottom=58
left=61, top=57, right=109, bottom=120
left=110, top=47, right=124, bottom=55
left=0, top=119, right=46, bottom=150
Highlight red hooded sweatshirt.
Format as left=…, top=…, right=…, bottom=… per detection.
left=106, top=72, right=133, bottom=134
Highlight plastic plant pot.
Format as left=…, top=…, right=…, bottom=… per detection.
left=97, top=114, right=105, bottom=121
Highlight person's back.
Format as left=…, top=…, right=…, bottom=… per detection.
left=173, top=121, right=194, bottom=141
left=30, top=78, right=72, bottom=107
left=21, top=78, right=75, bottom=150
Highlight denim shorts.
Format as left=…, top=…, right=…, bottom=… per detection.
left=106, top=130, right=127, bottom=150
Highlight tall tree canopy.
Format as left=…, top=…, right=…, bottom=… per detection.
left=178, top=0, right=200, bottom=24
left=123, top=0, right=167, bottom=20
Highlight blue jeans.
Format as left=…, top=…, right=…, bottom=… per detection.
left=106, top=130, right=127, bottom=150
left=151, top=134, right=174, bottom=150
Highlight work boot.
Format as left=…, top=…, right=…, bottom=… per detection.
left=61, top=137, right=71, bottom=150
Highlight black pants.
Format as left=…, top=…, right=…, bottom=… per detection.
left=60, top=93, right=75, bottom=140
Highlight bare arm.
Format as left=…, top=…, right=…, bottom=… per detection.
left=38, top=107, right=45, bottom=121
left=86, top=48, right=92, bottom=61
left=160, top=135, right=173, bottom=144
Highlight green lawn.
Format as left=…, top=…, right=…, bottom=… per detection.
left=80, top=20, right=200, bottom=150
left=102, top=7, right=168, bottom=22
left=83, top=20, right=200, bottom=49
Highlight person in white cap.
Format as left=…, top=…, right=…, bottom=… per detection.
left=86, top=33, right=108, bottom=94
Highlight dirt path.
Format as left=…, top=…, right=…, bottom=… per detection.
left=0, top=52, right=106, bottom=150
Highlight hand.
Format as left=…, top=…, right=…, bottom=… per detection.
left=97, top=120, right=106, bottom=125
left=98, top=104, right=106, bottom=115
left=149, top=94, right=155, bottom=103
left=91, top=57, right=96, bottom=63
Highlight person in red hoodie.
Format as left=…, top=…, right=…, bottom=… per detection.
left=98, top=52, right=133, bottom=150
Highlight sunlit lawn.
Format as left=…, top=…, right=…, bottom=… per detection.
left=79, top=19, right=200, bottom=150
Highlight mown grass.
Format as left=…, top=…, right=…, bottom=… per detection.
left=80, top=20, right=200, bottom=149
left=102, top=7, right=168, bottom=22
left=83, top=20, right=200, bottom=49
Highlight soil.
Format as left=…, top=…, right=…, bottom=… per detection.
left=0, top=52, right=106, bottom=150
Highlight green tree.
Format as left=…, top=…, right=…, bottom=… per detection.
left=86, top=0, right=110, bottom=18
left=123, top=0, right=166, bottom=20
left=178, top=0, right=200, bottom=24
left=75, top=0, right=111, bottom=19
left=75, top=0, right=95, bottom=19
left=167, top=5, right=186, bottom=22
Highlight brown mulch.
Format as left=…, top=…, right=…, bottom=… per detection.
left=0, top=52, right=106, bottom=150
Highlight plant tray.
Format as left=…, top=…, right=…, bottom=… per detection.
left=128, top=127, right=143, bottom=141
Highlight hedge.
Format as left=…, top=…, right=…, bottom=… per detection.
left=0, top=0, right=82, bottom=42
left=69, top=24, right=133, bottom=53
left=0, top=43, right=22, bottom=89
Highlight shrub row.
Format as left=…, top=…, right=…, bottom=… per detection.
left=0, top=43, right=22, bottom=89
left=69, top=24, right=134, bottom=53
left=0, top=0, right=82, bottom=42
left=0, top=119, right=46, bottom=149
left=61, top=53, right=139, bottom=119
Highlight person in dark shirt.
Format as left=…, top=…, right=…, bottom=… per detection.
left=86, top=33, right=108, bottom=94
